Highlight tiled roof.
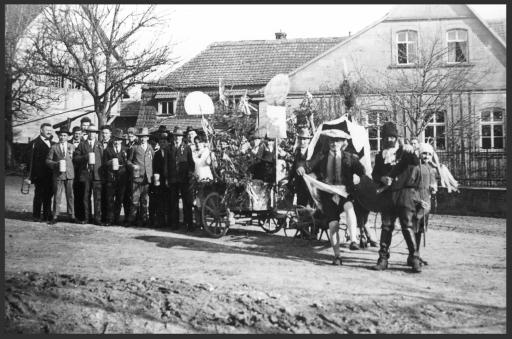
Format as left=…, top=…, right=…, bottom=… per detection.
left=154, top=91, right=180, bottom=99
left=161, top=37, right=347, bottom=89
left=135, top=104, right=157, bottom=129
left=486, top=19, right=506, bottom=41
left=147, top=117, right=203, bottom=132
left=119, top=100, right=141, bottom=117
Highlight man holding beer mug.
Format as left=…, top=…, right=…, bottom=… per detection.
left=73, top=124, right=104, bottom=225
left=46, top=127, right=76, bottom=224
left=103, top=128, right=128, bottom=226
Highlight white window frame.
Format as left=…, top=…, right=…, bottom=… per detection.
left=447, top=29, right=469, bottom=64
left=396, top=30, right=418, bottom=65
left=158, top=100, right=176, bottom=116
left=424, top=110, right=447, bottom=150
left=367, top=110, right=389, bottom=151
left=480, top=108, right=505, bottom=150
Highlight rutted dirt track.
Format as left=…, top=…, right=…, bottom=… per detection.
left=3, top=176, right=507, bottom=333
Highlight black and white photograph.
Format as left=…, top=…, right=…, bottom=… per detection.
left=3, top=3, right=507, bottom=334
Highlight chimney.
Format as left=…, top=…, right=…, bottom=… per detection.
left=275, top=31, right=287, bottom=40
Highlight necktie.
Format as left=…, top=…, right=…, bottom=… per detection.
left=335, top=151, right=342, bottom=184
left=62, top=144, right=66, bottom=156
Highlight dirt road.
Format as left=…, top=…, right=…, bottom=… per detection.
left=3, top=176, right=507, bottom=333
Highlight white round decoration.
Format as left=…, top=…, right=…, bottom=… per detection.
left=264, top=74, right=290, bottom=106
left=184, top=91, right=215, bottom=115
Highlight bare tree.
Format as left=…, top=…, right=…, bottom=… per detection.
left=28, top=4, right=176, bottom=126
left=357, top=35, right=491, bottom=139
left=4, top=4, right=62, bottom=168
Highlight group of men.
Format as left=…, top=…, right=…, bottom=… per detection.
left=25, top=117, right=198, bottom=231
left=292, top=121, right=437, bottom=273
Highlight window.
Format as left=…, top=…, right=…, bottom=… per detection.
left=68, top=67, right=82, bottom=90
left=367, top=110, right=390, bottom=151
left=424, top=110, right=446, bottom=150
left=480, top=108, right=504, bottom=149
left=397, top=30, right=418, bottom=65
left=447, top=29, right=468, bottom=63
left=158, top=100, right=175, bottom=115
left=35, top=75, right=65, bottom=88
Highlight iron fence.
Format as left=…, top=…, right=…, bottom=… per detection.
left=436, top=146, right=506, bottom=188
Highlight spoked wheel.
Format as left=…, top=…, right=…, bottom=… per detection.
left=258, top=211, right=286, bottom=234
left=202, top=192, right=230, bottom=238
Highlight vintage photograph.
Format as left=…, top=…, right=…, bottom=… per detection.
left=3, top=4, right=507, bottom=334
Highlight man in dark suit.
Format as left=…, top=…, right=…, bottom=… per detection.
left=126, top=127, right=154, bottom=227
left=99, top=125, right=113, bottom=223
left=289, top=127, right=314, bottom=207
left=297, top=129, right=367, bottom=265
left=70, top=126, right=85, bottom=221
left=166, top=127, right=195, bottom=231
left=103, top=128, right=129, bottom=226
left=151, top=130, right=170, bottom=228
left=80, top=117, right=91, bottom=142
left=73, top=124, right=105, bottom=225
left=123, top=127, right=138, bottom=219
left=25, top=123, right=55, bottom=222
left=46, top=127, right=76, bottom=224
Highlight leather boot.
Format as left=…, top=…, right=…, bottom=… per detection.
left=413, top=232, right=428, bottom=266
left=373, top=228, right=392, bottom=271
left=402, top=227, right=421, bottom=273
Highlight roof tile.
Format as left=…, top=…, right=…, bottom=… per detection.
left=162, top=37, right=346, bottom=88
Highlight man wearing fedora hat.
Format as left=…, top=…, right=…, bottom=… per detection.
left=126, top=127, right=154, bottom=227
left=46, top=127, right=76, bottom=224
left=290, top=127, right=314, bottom=208
left=123, top=127, right=139, bottom=218
left=297, top=128, right=366, bottom=265
left=371, top=121, right=420, bottom=272
left=103, top=128, right=129, bottom=226
left=73, top=124, right=105, bottom=225
left=151, top=129, right=170, bottom=228
left=165, top=126, right=195, bottom=231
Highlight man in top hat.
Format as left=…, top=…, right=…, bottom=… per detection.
left=46, top=127, right=76, bottom=224
left=73, top=124, right=105, bottom=225
left=290, top=127, right=314, bottom=207
left=103, top=128, right=129, bottom=226
left=71, top=126, right=85, bottom=222
left=371, top=121, right=420, bottom=272
left=165, top=126, right=195, bottom=231
left=126, top=127, right=154, bottom=227
left=150, top=129, right=170, bottom=227
left=297, top=128, right=366, bottom=265
left=24, top=123, right=55, bottom=222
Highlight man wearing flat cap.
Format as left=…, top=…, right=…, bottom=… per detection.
left=371, top=121, right=420, bottom=272
left=297, top=128, right=366, bottom=266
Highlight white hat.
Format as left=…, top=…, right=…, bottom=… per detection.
left=419, top=142, right=434, bottom=155
left=320, top=129, right=351, bottom=140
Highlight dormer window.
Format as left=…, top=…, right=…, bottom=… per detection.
left=397, top=30, right=418, bottom=65
left=158, top=100, right=176, bottom=116
left=447, top=29, right=468, bottom=63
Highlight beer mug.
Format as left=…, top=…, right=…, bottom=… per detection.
left=132, top=164, right=140, bottom=178
left=88, top=152, right=95, bottom=165
left=59, top=159, right=66, bottom=172
left=112, top=158, right=119, bottom=171
left=153, top=173, right=160, bottom=186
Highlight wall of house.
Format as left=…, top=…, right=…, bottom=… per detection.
left=13, top=88, right=105, bottom=143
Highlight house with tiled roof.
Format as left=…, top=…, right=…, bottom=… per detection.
left=136, top=34, right=347, bottom=131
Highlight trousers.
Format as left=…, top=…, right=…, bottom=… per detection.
left=52, top=179, right=74, bottom=220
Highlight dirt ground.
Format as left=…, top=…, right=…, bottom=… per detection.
left=3, top=176, right=507, bottom=333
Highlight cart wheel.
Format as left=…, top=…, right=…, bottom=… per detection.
left=202, top=192, right=229, bottom=238
left=259, top=212, right=286, bottom=234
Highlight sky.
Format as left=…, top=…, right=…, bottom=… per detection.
left=144, top=4, right=506, bottom=81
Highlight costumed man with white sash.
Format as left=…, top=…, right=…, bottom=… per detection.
left=297, top=129, right=366, bottom=266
